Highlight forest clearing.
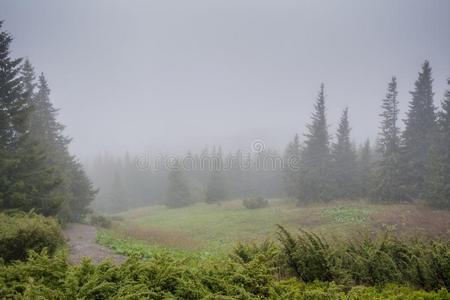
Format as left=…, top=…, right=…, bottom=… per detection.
left=1, top=1, right=450, bottom=298
left=98, top=199, right=450, bottom=256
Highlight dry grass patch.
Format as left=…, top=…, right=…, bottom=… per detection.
left=370, top=204, right=450, bottom=239
left=112, top=223, right=201, bottom=250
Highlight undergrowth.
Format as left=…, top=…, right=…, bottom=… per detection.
left=1, top=218, right=450, bottom=299
left=276, top=225, right=450, bottom=290
left=0, top=249, right=449, bottom=299
left=0, top=212, right=63, bottom=263
left=96, top=229, right=215, bottom=260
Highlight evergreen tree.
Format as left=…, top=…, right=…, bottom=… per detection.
left=30, top=73, right=68, bottom=148
left=206, top=170, right=228, bottom=204
left=401, top=61, right=436, bottom=199
left=283, top=134, right=301, bottom=198
left=206, top=150, right=227, bottom=203
left=0, top=21, right=29, bottom=150
left=227, top=150, right=248, bottom=198
left=298, top=84, right=332, bottom=203
left=166, top=161, right=192, bottom=208
left=357, top=139, right=372, bottom=197
left=373, top=77, right=404, bottom=202
left=331, top=108, right=357, bottom=199
left=0, top=22, right=61, bottom=214
left=21, top=59, right=36, bottom=104
left=31, top=73, right=96, bottom=220
left=109, top=171, right=126, bottom=213
left=425, top=79, right=450, bottom=208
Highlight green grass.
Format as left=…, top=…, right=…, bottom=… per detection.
left=106, top=199, right=379, bottom=253
left=112, top=199, right=308, bottom=253
left=96, top=229, right=217, bottom=259
left=101, top=199, right=450, bottom=256
left=321, top=206, right=370, bottom=223
left=133, top=200, right=295, bottom=246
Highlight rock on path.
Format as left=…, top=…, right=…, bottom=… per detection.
left=63, top=223, right=126, bottom=264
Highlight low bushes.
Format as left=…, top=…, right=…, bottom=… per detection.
left=276, top=225, right=450, bottom=290
left=243, top=196, right=269, bottom=209
left=0, top=250, right=449, bottom=299
left=1, top=213, right=449, bottom=298
left=89, top=214, right=113, bottom=228
left=0, top=212, right=64, bottom=263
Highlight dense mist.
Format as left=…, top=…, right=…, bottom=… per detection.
left=2, top=0, right=450, bottom=159
left=2, top=1, right=450, bottom=298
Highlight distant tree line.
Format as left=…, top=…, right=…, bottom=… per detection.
left=89, top=61, right=450, bottom=211
left=0, top=22, right=96, bottom=221
left=88, top=148, right=284, bottom=212
left=284, top=61, right=450, bottom=209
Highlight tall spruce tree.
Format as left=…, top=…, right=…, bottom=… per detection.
left=108, top=171, right=126, bottom=213
left=30, top=73, right=96, bottom=220
left=373, top=77, right=404, bottom=202
left=401, top=61, right=436, bottom=199
left=206, top=170, right=227, bottom=204
left=331, top=108, right=357, bottom=199
left=206, top=150, right=228, bottom=203
left=298, top=84, right=332, bottom=203
left=425, top=79, right=450, bottom=208
left=0, top=22, right=29, bottom=151
left=283, top=134, right=301, bottom=198
left=166, top=161, right=192, bottom=208
left=31, top=73, right=68, bottom=148
left=21, top=59, right=36, bottom=104
left=357, top=139, right=372, bottom=197
left=0, top=22, right=61, bottom=214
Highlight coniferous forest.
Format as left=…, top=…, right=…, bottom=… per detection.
left=89, top=60, right=450, bottom=212
left=1, top=1, right=450, bottom=298
left=0, top=22, right=96, bottom=221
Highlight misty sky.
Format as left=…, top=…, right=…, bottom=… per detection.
left=1, top=0, right=450, bottom=158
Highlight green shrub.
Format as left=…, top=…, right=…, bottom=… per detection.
left=276, top=225, right=450, bottom=290
left=429, top=241, right=450, bottom=290
left=0, top=250, right=449, bottom=299
left=344, top=233, right=408, bottom=285
left=243, top=196, right=268, bottom=209
left=90, top=214, right=113, bottom=228
left=277, top=225, right=338, bottom=282
left=0, top=212, right=63, bottom=263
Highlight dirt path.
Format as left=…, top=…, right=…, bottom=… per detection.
left=63, top=223, right=126, bottom=264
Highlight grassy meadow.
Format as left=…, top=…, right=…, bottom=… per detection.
left=98, top=199, right=450, bottom=256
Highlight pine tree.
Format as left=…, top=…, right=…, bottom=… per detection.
left=206, top=150, right=227, bottom=203
left=283, top=134, right=301, bottom=198
left=425, top=78, right=450, bottom=208
left=30, top=73, right=68, bottom=148
left=357, top=139, right=372, bottom=197
left=0, top=22, right=61, bottom=214
left=227, top=150, right=249, bottom=198
left=331, top=108, right=357, bottom=199
left=298, top=84, right=332, bottom=203
left=110, top=171, right=125, bottom=212
left=373, top=77, right=404, bottom=202
left=401, top=61, right=436, bottom=199
left=206, top=170, right=227, bottom=204
left=0, top=21, right=29, bottom=149
left=166, top=161, right=192, bottom=208
left=21, top=59, right=36, bottom=105
left=31, top=73, right=96, bottom=219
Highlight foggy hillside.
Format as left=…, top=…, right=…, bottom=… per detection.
left=0, top=1, right=450, bottom=299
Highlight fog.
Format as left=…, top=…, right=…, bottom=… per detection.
left=2, top=2, right=450, bottom=294
left=2, top=0, right=449, bottom=158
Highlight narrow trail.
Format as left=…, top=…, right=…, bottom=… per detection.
left=63, top=223, right=126, bottom=264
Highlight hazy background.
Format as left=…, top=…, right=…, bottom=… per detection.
left=1, top=0, right=450, bottom=158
